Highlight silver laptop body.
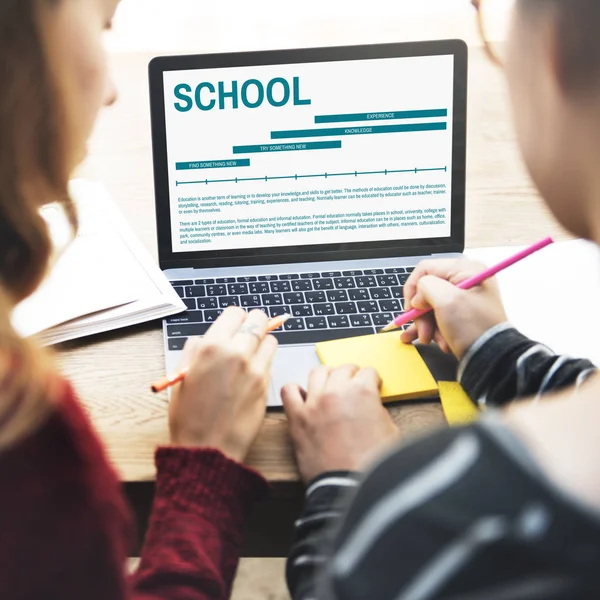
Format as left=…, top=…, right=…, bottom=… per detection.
left=149, top=40, right=468, bottom=406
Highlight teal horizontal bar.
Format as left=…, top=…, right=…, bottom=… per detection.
left=232, top=140, right=341, bottom=154
left=271, top=122, right=447, bottom=140
left=176, top=159, right=250, bottom=170
left=315, top=109, right=448, bottom=123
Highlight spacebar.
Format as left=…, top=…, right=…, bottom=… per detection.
left=272, top=327, right=374, bottom=345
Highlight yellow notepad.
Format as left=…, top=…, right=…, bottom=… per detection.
left=316, top=333, right=438, bottom=403
left=438, top=381, right=479, bottom=426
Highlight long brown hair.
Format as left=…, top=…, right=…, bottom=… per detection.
left=0, top=0, right=77, bottom=449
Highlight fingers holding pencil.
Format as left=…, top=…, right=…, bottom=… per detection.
left=151, top=310, right=289, bottom=393
left=385, top=237, right=553, bottom=336
left=231, top=309, right=272, bottom=357
left=399, top=258, right=508, bottom=360
left=165, top=309, right=284, bottom=460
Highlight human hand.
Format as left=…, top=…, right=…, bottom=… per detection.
left=169, top=307, right=278, bottom=462
left=400, top=259, right=508, bottom=359
left=281, top=365, right=398, bottom=482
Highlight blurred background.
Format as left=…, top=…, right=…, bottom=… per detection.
left=107, top=0, right=486, bottom=54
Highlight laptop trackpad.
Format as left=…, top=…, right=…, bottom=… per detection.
left=269, top=345, right=321, bottom=407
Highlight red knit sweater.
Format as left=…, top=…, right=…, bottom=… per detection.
left=0, top=379, right=268, bottom=599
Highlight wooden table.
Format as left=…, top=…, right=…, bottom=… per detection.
left=58, top=47, right=567, bottom=555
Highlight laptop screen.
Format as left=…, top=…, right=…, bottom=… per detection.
left=161, top=53, right=455, bottom=256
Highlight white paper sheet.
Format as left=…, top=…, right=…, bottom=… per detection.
left=467, top=239, right=600, bottom=366
left=12, top=180, right=185, bottom=343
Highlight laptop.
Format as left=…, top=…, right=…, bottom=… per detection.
left=149, top=40, right=468, bottom=406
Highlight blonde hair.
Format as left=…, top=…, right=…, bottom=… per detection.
left=0, top=0, right=77, bottom=449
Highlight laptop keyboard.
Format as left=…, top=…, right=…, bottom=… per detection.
left=165, top=267, right=415, bottom=350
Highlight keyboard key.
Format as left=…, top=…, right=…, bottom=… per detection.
left=270, top=281, right=292, bottom=293
left=349, top=289, right=370, bottom=301
left=256, top=306, right=268, bottom=315
left=391, top=287, right=404, bottom=299
left=258, top=275, right=278, bottom=281
left=194, top=278, right=215, bottom=285
left=240, top=295, right=261, bottom=307
left=327, top=290, right=348, bottom=302
left=183, top=298, right=196, bottom=310
left=384, top=268, right=406, bottom=274
left=380, top=299, right=402, bottom=312
left=284, top=292, right=304, bottom=305
left=173, top=286, right=185, bottom=298
left=207, top=285, right=226, bottom=296
left=291, top=304, right=313, bottom=317
left=185, top=285, right=206, bottom=298
left=321, top=271, right=342, bottom=278
left=342, top=270, right=363, bottom=276
left=363, top=269, right=384, bottom=275
left=356, top=276, right=376, bottom=288
left=357, top=301, right=379, bottom=313
left=328, top=315, right=350, bottom=328
left=204, top=309, right=223, bottom=322
left=300, top=272, right=320, bottom=279
left=398, top=274, right=410, bottom=284
left=377, top=275, right=398, bottom=287
left=279, top=274, right=299, bottom=280
left=219, top=296, right=239, bottom=308
left=216, top=277, right=236, bottom=283
left=250, top=282, right=269, bottom=294
left=334, top=277, right=356, bottom=289
left=271, top=327, right=373, bottom=345
left=306, top=316, right=327, bottom=329
left=350, top=314, right=372, bottom=327
left=284, top=318, right=306, bottom=331
left=263, top=294, right=283, bottom=306
left=406, top=267, right=415, bottom=273
left=314, top=303, right=335, bottom=316
left=219, top=296, right=240, bottom=308
left=197, top=297, right=218, bottom=310
left=335, top=302, right=358, bottom=315
left=167, top=323, right=210, bottom=337
left=172, top=280, right=193, bottom=286
left=228, top=283, right=248, bottom=295
left=168, top=338, right=187, bottom=351
left=370, top=288, right=391, bottom=300
left=166, top=311, right=205, bottom=324
left=269, top=305, right=290, bottom=318
left=305, top=291, right=326, bottom=303
left=313, top=278, right=334, bottom=290
left=372, top=313, right=394, bottom=327
left=236, top=276, right=257, bottom=282
left=292, top=280, right=313, bottom=292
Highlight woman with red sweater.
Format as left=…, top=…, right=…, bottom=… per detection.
left=0, top=1, right=281, bottom=597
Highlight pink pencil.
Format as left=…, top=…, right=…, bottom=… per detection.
left=379, top=237, right=554, bottom=333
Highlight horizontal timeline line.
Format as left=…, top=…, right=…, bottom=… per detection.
left=176, top=166, right=447, bottom=186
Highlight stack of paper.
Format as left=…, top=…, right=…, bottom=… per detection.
left=12, top=179, right=185, bottom=345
